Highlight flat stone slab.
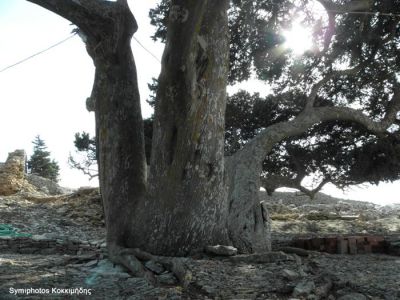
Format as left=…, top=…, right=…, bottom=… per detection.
left=204, top=245, right=238, bottom=256
left=229, top=251, right=293, bottom=263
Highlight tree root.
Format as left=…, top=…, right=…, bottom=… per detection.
left=108, top=245, right=192, bottom=287
left=108, top=245, right=156, bottom=284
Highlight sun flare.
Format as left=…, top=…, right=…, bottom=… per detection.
left=283, top=22, right=313, bottom=55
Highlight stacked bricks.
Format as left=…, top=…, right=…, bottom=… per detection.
left=292, top=235, right=389, bottom=255
left=0, top=235, right=105, bottom=256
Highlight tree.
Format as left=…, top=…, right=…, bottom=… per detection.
left=68, top=132, right=98, bottom=180
left=28, top=135, right=60, bottom=182
left=27, top=0, right=400, bottom=276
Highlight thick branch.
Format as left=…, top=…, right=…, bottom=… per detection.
left=26, top=0, right=137, bottom=39
left=27, top=0, right=103, bottom=30
left=261, top=174, right=330, bottom=199
left=315, top=0, right=336, bottom=52
left=235, top=85, right=400, bottom=167
left=306, top=63, right=365, bottom=109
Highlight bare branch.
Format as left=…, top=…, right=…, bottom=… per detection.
left=68, top=154, right=98, bottom=180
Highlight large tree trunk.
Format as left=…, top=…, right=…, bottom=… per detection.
left=225, top=150, right=271, bottom=253
left=133, top=0, right=231, bottom=256
left=27, top=0, right=148, bottom=254
left=91, top=24, right=147, bottom=250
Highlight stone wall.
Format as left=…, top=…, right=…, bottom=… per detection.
left=0, top=149, right=70, bottom=196
left=291, top=234, right=400, bottom=255
left=0, top=150, right=27, bottom=196
left=0, top=235, right=106, bottom=256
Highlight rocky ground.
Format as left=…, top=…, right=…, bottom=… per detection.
left=0, top=189, right=399, bottom=299
left=266, top=192, right=400, bottom=245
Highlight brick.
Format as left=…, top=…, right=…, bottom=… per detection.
left=337, top=238, right=348, bottom=254
left=293, top=239, right=306, bottom=249
left=324, top=237, right=337, bottom=254
left=363, top=244, right=372, bottom=254
left=311, top=238, right=324, bottom=251
left=348, top=237, right=357, bottom=254
left=367, top=236, right=386, bottom=253
left=356, top=237, right=368, bottom=254
left=366, top=236, right=385, bottom=243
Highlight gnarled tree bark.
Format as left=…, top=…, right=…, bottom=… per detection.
left=27, top=0, right=147, bottom=255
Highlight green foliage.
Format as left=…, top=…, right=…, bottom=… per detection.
left=28, top=135, right=60, bottom=182
left=68, top=132, right=98, bottom=180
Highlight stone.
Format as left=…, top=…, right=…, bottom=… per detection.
left=337, top=293, right=367, bottom=300
left=337, top=238, right=348, bottom=254
left=230, top=251, right=293, bottom=263
left=84, top=260, right=98, bottom=267
left=26, top=174, right=72, bottom=195
left=292, top=280, right=315, bottom=297
left=156, top=273, right=178, bottom=285
left=205, top=245, right=238, bottom=256
left=145, top=260, right=165, bottom=275
left=348, top=237, right=357, bottom=254
left=0, top=150, right=27, bottom=196
left=282, top=269, right=300, bottom=281
left=32, top=234, right=53, bottom=242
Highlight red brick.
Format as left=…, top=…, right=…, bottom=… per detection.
left=356, top=237, right=368, bottom=254
left=363, top=244, right=372, bottom=254
left=367, top=236, right=386, bottom=253
left=366, top=236, right=385, bottom=243
left=337, top=238, right=348, bottom=254
left=311, top=238, right=324, bottom=251
left=348, top=237, right=357, bottom=254
left=293, top=239, right=307, bottom=249
left=324, top=237, right=338, bottom=254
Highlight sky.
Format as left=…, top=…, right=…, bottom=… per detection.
left=0, top=0, right=399, bottom=205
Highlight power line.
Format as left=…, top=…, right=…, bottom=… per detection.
left=325, top=9, right=400, bottom=17
left=0, top=6, right=396, bottom=74
left=271, top=1, right=400, bottom=18
left=133, top=36, right=162, bottom=63
left=0, top=33, right=77, bottom=74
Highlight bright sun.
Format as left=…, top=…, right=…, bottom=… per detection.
left=283, top=21, right=313, bottom=55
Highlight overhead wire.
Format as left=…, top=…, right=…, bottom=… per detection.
left=0, top=33, right=162, bottom=74
left=0, top=5, right=398, bottom=74
left=133, top=36, right=162, bottom=63
left=0, top=33, right=77, bottom=74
